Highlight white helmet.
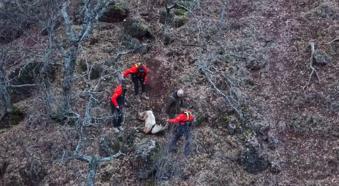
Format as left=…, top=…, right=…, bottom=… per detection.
left=177, top=89, right=184, bottom=97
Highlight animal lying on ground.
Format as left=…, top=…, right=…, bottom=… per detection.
left=138, top=110, right=168, bottom=134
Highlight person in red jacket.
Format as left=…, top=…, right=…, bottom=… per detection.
left=111, top=83, right=126, bottom=132
left=122, top=63, right=149, bottom=98
left=167, top=110, right=194, bottom=156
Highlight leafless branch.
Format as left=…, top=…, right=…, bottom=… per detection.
left=327, top=37, right=339, bottom=44
left=304, top=41, right=320, bottom=89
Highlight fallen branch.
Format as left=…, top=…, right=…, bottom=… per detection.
left=199, top=66, right=243, bottom=120
left=8, top=84, right=38, bottom=88
left=327, top=37, right=339, bottom=44
left=304, top=41, right=320, bottom=89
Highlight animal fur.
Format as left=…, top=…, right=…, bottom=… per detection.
left=138, top=110, right=168, bottom=134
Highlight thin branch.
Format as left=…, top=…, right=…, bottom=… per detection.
left=304, top=41, right=320, bottom=89
left=327, top=37, right=339, bottom=44
left=8, top=84, right=39, bottom=88
left=61, top=2, right=78, bottom=42
left=199, top=66, right=243, bottom=120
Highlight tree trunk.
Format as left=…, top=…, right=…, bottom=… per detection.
left=61, top=45, right=78, bottom=114
left=86, top=157, right=99, bottom=186
left=0, top=63, right=12, bottom=114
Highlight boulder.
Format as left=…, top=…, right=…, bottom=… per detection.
left=245, top=55, right=267, bottom=71
left=99, top=2, right=129, bottom=23
left=0, top=27, right=23, bottom=44
left=136, top=139, right=157, bottom=160
left=99, top=135, right=121, bottom=157
left=0, top=107, right=25, bottom=129
left=134, top=139, right=159, bottom=179
left=159, top=8, right=189, bottom=28
left=313, top=49, right=331, bottom=66
left=19, top=159, right=47, bottom=186
left=123, top=18, right=153, bottom=39
left=330, top=101, right=339, bottom=112
left=270, top=160, right=281, bottom=174
left=239, top=146, right=269, bottom=174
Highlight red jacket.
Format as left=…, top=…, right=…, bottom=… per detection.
left=123, top=64, right=149, bottom=83
left=111, top=85, right=124, bottom=108
left=167, top=111, right=194, bottom=125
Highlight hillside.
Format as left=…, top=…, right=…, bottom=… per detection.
left=0, top=0, right=338, bottom=185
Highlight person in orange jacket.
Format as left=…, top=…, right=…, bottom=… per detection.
left=167, top=110, right=194, bottom=156
left=111, top=82, right=126, bottom=132
left=122, top=63, right=149, bottom=98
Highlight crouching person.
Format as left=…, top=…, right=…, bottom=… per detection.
left=138, top=110, right=168, bottom=134
left=167, top=110, right=194, bottom=156
left=111, top=81, right=126, bottom=133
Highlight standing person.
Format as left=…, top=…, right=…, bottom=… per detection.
left=167, top=110, right=194, bottom=156
left=166, top=89, right=185, bottom=117
left=111, top=81, right=126, bottom=133
left=122, top=63, right=149, bottom=99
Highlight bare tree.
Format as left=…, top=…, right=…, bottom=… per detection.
left=59, top=59, right=124, bottom=186
left=52, top=0, right=113, bottom=118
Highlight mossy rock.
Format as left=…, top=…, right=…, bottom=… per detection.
left=239, top=146, right=269, bottom=174
left=173, top=15, right=188, bottom=28
left=99, top=2, right=129, bottom=23
left=0, top=107, right=25, bottom=130
left=174, top=8, right=188, bottom=16
left=123, top=18, right=153, bottom=39
left=50, top=111, right=79, bottom=126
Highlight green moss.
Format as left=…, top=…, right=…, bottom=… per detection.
left=173, top=15, right=188, bottom=27
left=111, top=2, right=127, bottom=12
left=174, top=8, right=187, bottom=16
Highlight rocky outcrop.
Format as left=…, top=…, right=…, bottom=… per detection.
left=239, top=146, right=270, bottom=174
left=313, top=49, right=331, bottom=66
left=99, top=2, right=129, bottom=23
left=134, top=139, right=159, bottom=179
left=123, top=18, right=153, bottom=39
left=19, top=159, right=47, bottom=186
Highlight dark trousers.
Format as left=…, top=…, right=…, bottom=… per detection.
left=132, top=75, right=145, bottom=95
left=111, top=103, right=123, bottom=127
left=169, top=124, right=191, bottom=156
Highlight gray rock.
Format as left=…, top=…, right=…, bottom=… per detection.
left=99, top=135, right=120, bottom=157
left=239, top=146, right=269, bottom=174
left=313, top=50, right=331, bottom=66
left=135, top=139, right=159, bottom=179
left=123, top=18, right=153, bottom=39
left=19, top=159, right=47, bottom=186
left=245, top=55, right=267, bottom=71
left=330, top=101, right=339, bottom=112
left=270, top=160, right=281, bottom=174
left=99, top=2, right=129, bottom=23
left=136, top=139, right=157, bottom=160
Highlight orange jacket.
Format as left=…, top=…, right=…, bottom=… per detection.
left=123, top=64, right=149, bottom=82
left=167, top=111, right=194, bottom=125
left=111, top=85, right=124, bottom=108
